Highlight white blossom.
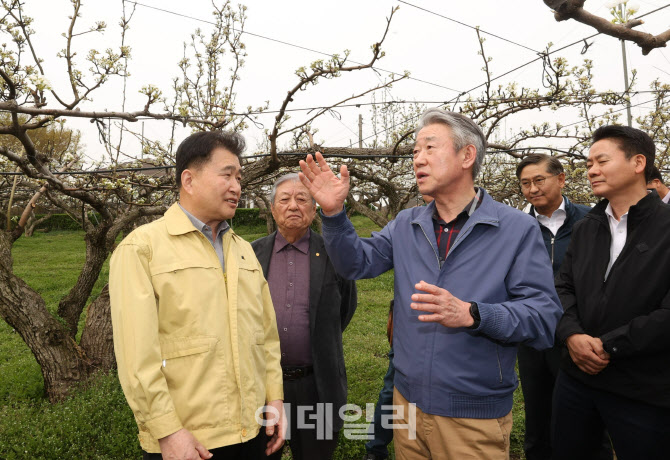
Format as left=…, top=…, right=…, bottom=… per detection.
left=627, top=1, right=640, bottom=14
left=605, top=0, right=623, bottom=8
left=27, top=74, right=52, bottom=91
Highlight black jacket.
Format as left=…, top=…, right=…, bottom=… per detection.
left=555, top=192, right=670, bottom=408
left=530, top=195, right=590, bottom=276
left=251, top=230, right=357, bottom=431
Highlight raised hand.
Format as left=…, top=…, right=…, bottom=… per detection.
left=298, top=152, right=349, bottom=216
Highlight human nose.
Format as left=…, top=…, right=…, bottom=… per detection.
left=413, top=149, right=426, bottom=167
left=231, top=179, right=241, bottom=196
left=529, top=180, right=540, bottom=192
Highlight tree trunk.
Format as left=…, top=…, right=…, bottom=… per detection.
left=79, top=284, right=115, bottom=371
left=57, top=224, right=111, bottom=337
left=0, top=230, right=92, bottom=402
left=255, top=195, right=276, bottom=235
left=346, top=192, right=390, bottom=228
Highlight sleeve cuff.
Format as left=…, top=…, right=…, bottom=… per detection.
left=265, top=383, right=284, bottom=403
left=320, top=207, right=347, bottom=227
left=144, top=410, right=183, bottom=440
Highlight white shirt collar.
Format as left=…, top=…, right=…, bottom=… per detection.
left=535, top=197, right=567, bottom=236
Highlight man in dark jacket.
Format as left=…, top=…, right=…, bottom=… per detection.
left=252, top=173, right=357, bottom=460
left=553, top=125, right=670, bottom=460
left=515, top=154, right=597, bottom=460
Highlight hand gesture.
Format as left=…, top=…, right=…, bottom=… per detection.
left=410, top=281, right=474, bottom=328
left=298, top=152, right=349, bottom=216
left=158, top=428, right=212, bottom=460
left=565, top=334, right=610, bottom=375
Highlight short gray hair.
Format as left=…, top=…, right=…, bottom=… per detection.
left=270, top=173, right=316, bottom=204
left=415, top=108, right=487, bottom=179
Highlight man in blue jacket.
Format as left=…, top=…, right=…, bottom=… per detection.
left=516, top=154, right=607, bottom=460
left=298, top=108, right=562, bottom=459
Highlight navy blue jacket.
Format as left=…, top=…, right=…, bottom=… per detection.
left=321, top=189, right=562, bottom=419
left=529, top=196, right=590, bottom=275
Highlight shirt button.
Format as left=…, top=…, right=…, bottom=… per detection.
left=612, top=347, right=618, bottom=352
left=286, top=304, right=291, bottom=308
left=289, top=283, right=293, bottom=287
left=242, top=428, right=247, bottom=437
left=289, top=262, right=294, bottom=265
left=284, top=327, right=288, bottom=331
left=619, top=229, right=624, bottom=233
left=282, top=352, right=286, bottom=356
left=444, top=228, right=448, bottom=232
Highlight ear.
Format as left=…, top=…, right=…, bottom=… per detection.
left=462, top=144, right=477, bottom=171
left=557, top=172, right=566, bottom=189
left=634, top=154, right=646, bottom=175
left=181, top=169, right=194, bottom=194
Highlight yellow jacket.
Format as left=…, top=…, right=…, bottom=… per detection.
left=110, top=203, right=283, bottom=453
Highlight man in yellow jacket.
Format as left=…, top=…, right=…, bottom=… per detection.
left=110, top=131, right=284, bottom=460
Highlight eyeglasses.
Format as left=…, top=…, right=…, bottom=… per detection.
left=519, top=174, right=558, bottom=190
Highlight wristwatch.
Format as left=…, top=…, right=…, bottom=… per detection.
left=467, top=301, right=480, bottom=329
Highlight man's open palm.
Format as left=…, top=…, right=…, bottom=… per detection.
left=299, top=152, right=349, bottom=216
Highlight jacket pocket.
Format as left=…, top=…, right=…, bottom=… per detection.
left=159, top=337, right=227, bottom=430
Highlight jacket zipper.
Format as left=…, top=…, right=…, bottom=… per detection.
left=495, top=346, right=503, bottom=383
left=551, top=237, right=555, bottom=265
left=415, top=218, right=497, bottom=269
left=418, top=225, right=441, bottom=269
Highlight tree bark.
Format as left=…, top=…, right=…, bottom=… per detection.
left=0, top=230, right=92, bottom=402
left=57, top=223, right=111, bottom=337
left=79, top=284, right=115, bottom=371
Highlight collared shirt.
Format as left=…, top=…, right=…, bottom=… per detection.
left=535, top=197, right=567, bottom=236
left=662, top=192, right=670, bottom=204
left=432, top=188, right=483, bottom=266
left=266, top=229, right=312, bottom=366
left=179, top=204, right=229, bottom=271
left=604, top=203, right=628, bottom=280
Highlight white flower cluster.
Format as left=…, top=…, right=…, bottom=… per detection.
left=605, top=0, right=640, bottom=13
left=27, top=74, right=52, bottom=91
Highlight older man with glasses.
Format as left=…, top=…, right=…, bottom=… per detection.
left=515, top=154, right=612, bottom=460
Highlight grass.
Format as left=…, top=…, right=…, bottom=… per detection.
left=0, top=221, right=527, bottom=459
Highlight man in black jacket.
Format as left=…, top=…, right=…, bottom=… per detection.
left=515, top=154, right=596, bottom=460
left=553, top=126, right=670, bottom=460
left=252, top=173, right=357, bottom=460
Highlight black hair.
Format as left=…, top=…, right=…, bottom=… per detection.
left=648, top=165, right=665, bottom=185
left=515, top=153, right=564, bottom=179
left=592, top=125, right=655, bottom=182
left=175, top=131, right=245, bottom=188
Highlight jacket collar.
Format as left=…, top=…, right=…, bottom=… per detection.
left=530, top=195, right=577, bottom=219
left=588, top=190, right=661, bottom=225
left=165, top=203, right=200, bottom=236
left=412, top=188, right=500, bottom=230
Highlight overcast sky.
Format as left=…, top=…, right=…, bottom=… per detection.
left=24, top=0, right=670, bottom=163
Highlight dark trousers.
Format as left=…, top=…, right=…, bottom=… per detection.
left=365, top=347, right=395, bottom=458
left=518, top=344, right=561, bottom=460
left=519, top=346, right=612, bottom=460
left=143, top=431, right=264, bottom=460
left=266, top=373, right=338, bottom=460
left=552, top=370, right=670, bottom=460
